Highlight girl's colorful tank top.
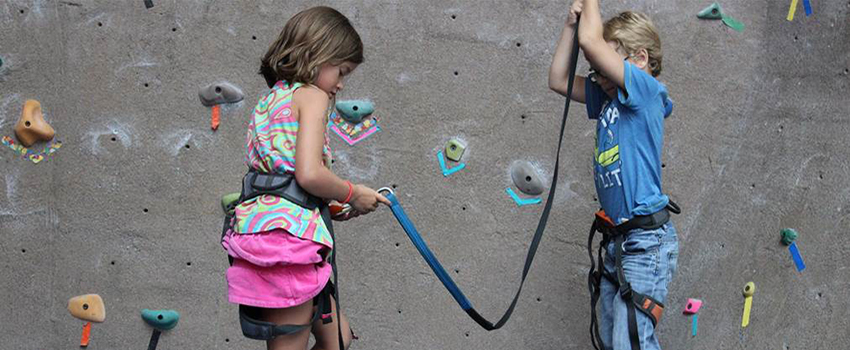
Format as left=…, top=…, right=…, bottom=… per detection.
left=234, top=80, right=334, bottom=249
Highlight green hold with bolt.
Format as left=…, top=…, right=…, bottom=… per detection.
left=445, top=139, right=466, bottom=162
left=780, top=228, right=798, bottom=246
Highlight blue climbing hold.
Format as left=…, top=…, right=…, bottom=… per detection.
left=141, top=309, right=180, bottom=331
left=335, top=100, right=374, bottom=123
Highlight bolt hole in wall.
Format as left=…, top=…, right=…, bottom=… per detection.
left=143, top=208, right=149, bottom=213
left=97, top=22, right=103, bottom=27
left=252, top=35, right=257, bottom=40
left=111, top=261, right=115, bottom=265
left=20, top=9, right=25, bottom=14
left=111, top=136, right=116, bottom=142
left=451, top=14, right=456, bottom=20
left=516, top=42, right=522, bottom=47
left=225, top=338, right=230, bottom=343
left=171, top=27, right=176, bottom=32
left=453, top=71, right=459, bottom=76
left=144, top=83, right=149, bottom=87
left=186, top=262, right=192, bottom=266
left=21, top=249, right=26, bottom=253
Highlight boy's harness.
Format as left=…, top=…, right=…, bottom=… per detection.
left=221, top=169, right=346, bottom=348
left=587, top=201, right=681, bottom=350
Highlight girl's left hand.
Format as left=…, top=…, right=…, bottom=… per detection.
left=332, top=210, right=361, bottom=221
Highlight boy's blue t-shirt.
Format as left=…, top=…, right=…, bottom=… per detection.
left=585, top=61, right=674, bottom=225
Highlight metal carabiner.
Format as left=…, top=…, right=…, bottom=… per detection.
left=377, top=187, right=395, bottom=196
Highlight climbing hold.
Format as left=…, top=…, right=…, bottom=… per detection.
left=221, top=193, right=240, bottom=214
left=780, top=228, right=798, bottom=245
left=144, top=0, right=154, bottom=8
left=683, top=298, right=703, bottom=314
left=510, top=161, right=545, bottom=195
left=697, top=3, right=723, bottom=19
left=335, top=100, right=374, bottom=123
left=697, top=3, right=744, bottom=32
left=0, top=56, right=4, bottom=70
left=741, top=282, right=754, bottom=328
left=789, top=242, right=806, bottom=272
left=68, top=294, right=106, bottom=323
left=198, top=82, right=244, bottom=107
left=142, top=309, right=180, bottom=330
left=445, top=139, right=466, bottom=162
left=15, top=99, right=55, bottom=147
left=142, top=309, right=178, bottom=350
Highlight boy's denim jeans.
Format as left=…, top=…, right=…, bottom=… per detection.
left=598, top=222, right=679, bottom=350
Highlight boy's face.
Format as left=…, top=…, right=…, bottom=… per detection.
left=587, top=41, right=628, bottom=99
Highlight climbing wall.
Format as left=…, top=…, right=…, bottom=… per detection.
left=1, top=0, right=848, bottom=349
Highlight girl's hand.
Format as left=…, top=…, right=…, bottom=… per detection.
left=349, top=185, right=391, bottom=214
left=332, top=209, right=361, bottom=221
left=567, top=0, right=583, bottom=26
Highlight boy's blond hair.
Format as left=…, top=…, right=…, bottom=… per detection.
left=260, top=6, right=363, bottom=88
left=603, top=11, right=663, bottom=77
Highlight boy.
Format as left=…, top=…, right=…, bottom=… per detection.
left=548, top=1, right=678, bottom=349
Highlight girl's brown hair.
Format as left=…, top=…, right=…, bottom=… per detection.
left=259, top=6, right=363, bottom=88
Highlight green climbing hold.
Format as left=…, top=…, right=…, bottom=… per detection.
left=221, top=193, right=240, bottom=214
left=781, top=228, right=799, bottom=246
left=697, top=3, right=724, bottom=19
left=335, top=100, right=374, bottom=124
left=445, top=139, right=466, bottom=162
left=141, top=309, right=180, bottom=331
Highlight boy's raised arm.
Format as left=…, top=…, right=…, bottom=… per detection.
left=549, top=0, right=586, bottom=103
left=578, top=0, right=626, bottom=90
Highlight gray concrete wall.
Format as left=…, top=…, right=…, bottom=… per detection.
left=1, top=0, right=848, bottom=349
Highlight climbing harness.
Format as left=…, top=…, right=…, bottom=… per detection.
left=221, top=170, right=345, bottom=348
left=378, top=18, right=583, bottom=331
left=586, top=202, right=681, bottom=350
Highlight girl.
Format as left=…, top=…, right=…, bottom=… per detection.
left=222, top=6, right=390, bottom=350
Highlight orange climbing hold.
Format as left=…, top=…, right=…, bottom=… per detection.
left=80, top=322, right=91, bottom=347
left=211, top=105, right=221, bottom=130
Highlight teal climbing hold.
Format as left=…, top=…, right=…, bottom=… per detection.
left=141, top=309, right=180, bottom=330
left=335, top=100, right=374, bottom=123
left=697, top=3, right=723, bottom=19
left=780, top=228, right=798, bottom=246
left=0, top=57, right=4, bottom=70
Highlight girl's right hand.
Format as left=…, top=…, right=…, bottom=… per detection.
left=567, top=0, right=583, bottom=26
left=349, top=185, right=391, bottom=214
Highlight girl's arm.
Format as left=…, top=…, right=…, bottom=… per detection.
left=548, top=0, right=586, bottom=102
left=293, top=86, right=389, bottom=212
left=578, top=0, right=626, bottom=90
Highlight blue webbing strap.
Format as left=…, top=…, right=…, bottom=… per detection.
left=382, top=22, right=581, bottom=331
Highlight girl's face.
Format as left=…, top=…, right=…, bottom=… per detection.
left=314, top=61, right=359, bottom=99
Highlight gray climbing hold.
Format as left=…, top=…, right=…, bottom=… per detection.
left=511, top=161, right=545, bottom=195
left=335, top=100, right=374, bottom=123
left=198, top=82, right=244, bottom=107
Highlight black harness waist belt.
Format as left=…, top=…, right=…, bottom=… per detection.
left=587, top=201, right=680, bottom=350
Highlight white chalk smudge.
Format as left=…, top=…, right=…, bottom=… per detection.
left=5, top=171, right=17, bottom=204
left=396, top=72, right=415, bottom=85
left=160, top=129, right=213, bottom=157
left=333, top=147, right=380, bottom=181
left=84, top=119, right=135, bottom=155
left=116, top=59, right=158, bottom=74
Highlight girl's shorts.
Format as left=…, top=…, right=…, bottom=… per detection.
left=222, top=228, right=332, bottom=308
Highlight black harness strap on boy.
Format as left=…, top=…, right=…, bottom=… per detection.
left=587, top=202, right=680, bottom=350
left=221, top=170, right=344, bottom=349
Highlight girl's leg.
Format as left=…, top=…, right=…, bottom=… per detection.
left=258, top=301, right=314, bottom=350
left=311, top=295, right=353, bottom=350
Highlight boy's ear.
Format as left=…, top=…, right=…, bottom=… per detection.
left=635, top=48, right=649, bottom=70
